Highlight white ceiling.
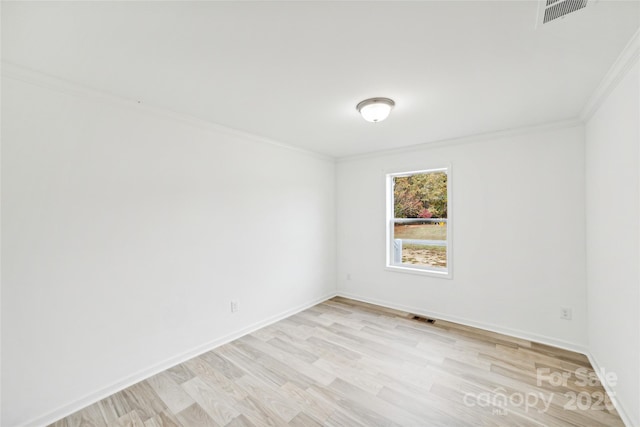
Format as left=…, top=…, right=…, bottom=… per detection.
left=2, top=1, right=638, bottom=158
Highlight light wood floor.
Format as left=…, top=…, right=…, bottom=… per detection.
left=50, top=297, right=624, bottom=427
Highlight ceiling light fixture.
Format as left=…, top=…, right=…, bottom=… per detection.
left=356, top=97, right=395, bottom=123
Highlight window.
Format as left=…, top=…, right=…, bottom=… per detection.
left=386, top=168, right=451, bottom=277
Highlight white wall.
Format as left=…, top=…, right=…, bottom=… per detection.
left=585, top=60, right=639, bottom=426
left=336, top=125, right=588, bottom=349
left=3, top=57, right=637, bottom=427
left=1, top=76, right=336, bottom=427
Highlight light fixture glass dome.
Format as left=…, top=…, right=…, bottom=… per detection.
left=356, top=97, right=395, bottom=122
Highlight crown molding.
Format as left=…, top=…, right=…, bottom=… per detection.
left=1, top=61, right=335, bottom=163
left=4, top=55, right=615, bottom=165
left=337, top=118, right=583, bottom=163
left=580, top=28, right=640, bottom=122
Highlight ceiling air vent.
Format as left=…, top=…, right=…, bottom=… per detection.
left=537, top=0, right=589, bottom=26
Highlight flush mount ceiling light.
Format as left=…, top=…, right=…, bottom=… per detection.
left=356, top=97, right=395, bottom=123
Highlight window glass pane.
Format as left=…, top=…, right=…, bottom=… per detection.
left=392, top=171, right=448, bottom=271
left=393, top=221, right=447, bottom=269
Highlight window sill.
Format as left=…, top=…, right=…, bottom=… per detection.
left=385, top=265, right=452, bottom=279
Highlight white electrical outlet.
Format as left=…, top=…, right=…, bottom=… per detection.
left=231, top=300, right=239, bottom=313
left=560, top=307, right=572, bottom=320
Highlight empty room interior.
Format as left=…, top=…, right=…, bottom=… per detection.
left=2, top=1, right=639, bottom=426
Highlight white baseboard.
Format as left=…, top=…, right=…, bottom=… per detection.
left=586, top=352, right=637, bottom=427
left=336, top=291, right=588, bottom=354
left=19, top=291, right=338, bottom=427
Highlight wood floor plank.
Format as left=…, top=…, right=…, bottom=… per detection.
left=309, top=380, right=408, bottom=427
left=275, top=318, right=315, bottom=340
left=50, top=297, right=624, bottom=427
left=322, top=408, right=370, bottom=427
left=164, top=364, right=195, bottom=385
left=305, top=335, right=362, bottom=362
left=377, top=385, right=469, bottom=427
left=216, top=343, right=289, bottom=388
left=183, top=356, right=248, bottom=401
left=117, top=381, right=167, bottom=422
left=235, top=335, right=330, bottom=388
left=199, top=350, right=246, bottom=380
left=235, top=394, right=288, bottom=427
left=146, top=371, right=195, bottom=414
left=266, top=336, right=319, bottom=364
left=225, top=414, right=257, bottom=427
left=240, top=335, right=336, bottom=386
left=181, top=377, right=239, bottom=426
left=288, top=412, right=323, bottom=427
left=150, top=410, right=183, bottom=427
left=116, top=411, right=145, bottom=427
left=97, top=393, right=132, bottom=424
left=312, top=357, right=384, bottom=396
left=278, top=382, right=334, bottom=424
left=175, top=403, right=220, bottom=427
left=234, top=373, right=301, bottom=423
left=65, top=404, right=107, bottom=427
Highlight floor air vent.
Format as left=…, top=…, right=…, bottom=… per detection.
left=412, top=315, right=436, bottom=324
left=538, top=0, right=589, bottom=26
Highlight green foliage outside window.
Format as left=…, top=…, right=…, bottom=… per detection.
left=394, top=172, right=447, bottom=219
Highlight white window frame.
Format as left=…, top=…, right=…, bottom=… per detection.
left=385, top=166, right=452, bottom=279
